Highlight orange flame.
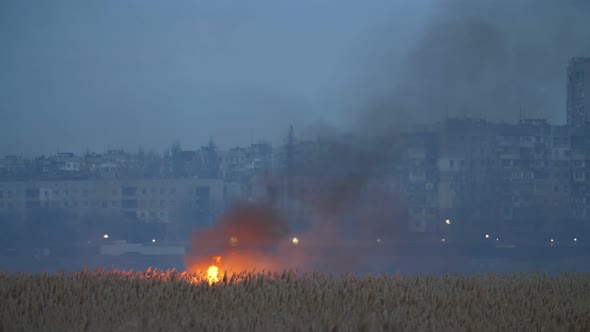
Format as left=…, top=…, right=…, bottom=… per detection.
left=184, top=202, right=292, bottom=282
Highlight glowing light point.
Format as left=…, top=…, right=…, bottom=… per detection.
left=441, top=238, right=446, bottom=242
left=496, top=238, right=499, bottom=241
left=103, top=234, right=109, bottom=239
left=152, top=239, right=156, bottom=243
left=445, top=219, right=451, bottom=225
left=292, top=237, right=299, bottom=245
left=550, top=238, right=554, bottom=243
left=377, top=238, right=381, bottom=243
left=574, top=238, right=578, bottom=242
left=229, top=236, right=239, bottom=247
left=485, top=234, right=490, bottom=239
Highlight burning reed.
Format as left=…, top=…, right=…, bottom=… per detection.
left=1, top=269, right=589, bottom=331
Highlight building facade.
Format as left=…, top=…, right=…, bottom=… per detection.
left=567, top=57, right=590, bottom=126
left=0, top=178, right=224, bottom=225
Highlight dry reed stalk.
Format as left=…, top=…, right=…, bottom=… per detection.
left=0, top=270, right=589, bottom=331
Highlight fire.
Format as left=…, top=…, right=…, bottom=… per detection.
left=207, top=265, right=220, bottom=284
left=183, top=202, right=295, bottom=283
left=187, top=251, right=282, bottom=282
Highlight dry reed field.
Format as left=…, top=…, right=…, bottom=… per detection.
left=1, top=269, right=589, bottom=331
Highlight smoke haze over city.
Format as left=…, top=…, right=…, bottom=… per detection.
left=2, top=0, right=590, bottom=155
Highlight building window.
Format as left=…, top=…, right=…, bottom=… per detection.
left=122, top=200, right=137, bottom=209
left=122, top=187, right=137, bottom=197
left=195, top=186, right=210, bottom=200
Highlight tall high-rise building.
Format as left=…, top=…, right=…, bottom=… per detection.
left=567, top=57, right=590, bottom=126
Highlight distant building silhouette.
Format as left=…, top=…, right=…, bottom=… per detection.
left=567, top=57, right=590, bottom=126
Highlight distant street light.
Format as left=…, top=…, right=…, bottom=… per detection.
left=103, top=234, right=109, bottom=239
left=441, top=238, right=446, bottom=242
left=445, top=219, right=451, bottom=225
left=152, top=239, right=156, bottom=243
left=485, top=234, right=490, bottom=239
left=574, top=238, right=577, bottom=242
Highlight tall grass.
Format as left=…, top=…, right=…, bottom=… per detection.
left=1, top=269, right=589, bottom=331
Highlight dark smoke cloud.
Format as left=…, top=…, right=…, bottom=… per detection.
left=184, top=202, right=289, bottom=257
left=355, top=0, right=590, bottom=133
left=274, top=0, right=590, bottom=273
left=185, top=1, right=590, bottom=274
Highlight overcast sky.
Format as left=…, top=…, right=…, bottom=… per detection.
left=1, top=0, right=589, bottom=156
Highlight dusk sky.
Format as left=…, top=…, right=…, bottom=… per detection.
left=1, top=0, right=589, bottom=156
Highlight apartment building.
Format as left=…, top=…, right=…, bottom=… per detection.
left=0, top=178, right=224, bottom=225
left=567, top=57, right=590, bottom=126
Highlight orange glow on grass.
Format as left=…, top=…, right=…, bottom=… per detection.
left=183, top=202, right=297, bottom=284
